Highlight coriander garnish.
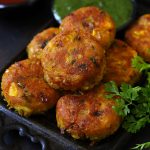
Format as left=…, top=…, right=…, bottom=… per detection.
left=132, top=142, right=150, bottom=150
left=105, top=56, right=150, bottom=133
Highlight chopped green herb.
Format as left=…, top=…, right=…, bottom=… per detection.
left=132, top=56, right=150, bottom=72
left=78, top=64, right=87, bottom=71
left=105, top=56, right=150, bottom=133
left=90, top=56, right=100, bottom=68
left=132, top=142, right=150, bottom=150
left=74, top=34, right=81, bottom=41
left=71, top=59, right=76, bottom=65
left=105, top=81, right=141, bottom=118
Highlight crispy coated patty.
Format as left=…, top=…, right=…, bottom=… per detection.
left=103, top=40, right=140, bottom=85
left=125, top=14, right=150, bottom=62
left=27, top=28, right=59, bottom=59
left=1, top=59, right=59, bottom=117
left=60, top=6, right=116, bottom=49
left=56, top=84, right=121, bottom=141
left=41, top=30, right=106, bottom=91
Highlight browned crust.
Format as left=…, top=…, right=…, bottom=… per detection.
left=60, top=6, right=116, bottom=49
left=27, top=27, right=59, bottom=59
left=125, top=14, right=150, bottom=62
left=56, top=84, right=121, bottom=141
left=41, top=30, right=106, bottom=91
left=1, top=59, right=60, bottom=117
left=103, top=39, right=140, bottom=85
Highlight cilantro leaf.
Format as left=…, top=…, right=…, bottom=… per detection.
left=105, top=81, right=150, bottom=133
left=120, top=83, right=141, bottom=101
left=105, top=81, right=119, bottom=95
left=132, top=142, right=150, bottom=150
left=105, top=82, right=141, bottom=118
left=105, top=56, right=150, bottom=134
left=122, top=115, right=149, bottom=133
left=132, top=56, right=150, bottom=72
left=112, top=98, right=128, bottom=117
left=104, top=55, right=150, bottom=149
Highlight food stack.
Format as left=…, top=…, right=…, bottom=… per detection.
left=2, top=6, right=148, bottom=141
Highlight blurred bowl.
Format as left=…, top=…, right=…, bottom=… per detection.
left=0, top=0, right=38, bottom=9
left=117, top=0, right=137, bottom=32
left=0, top=0, right=40, bottom=16
left=52, top=0, right=137, bottom=32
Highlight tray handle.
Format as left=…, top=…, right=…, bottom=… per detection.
left=0, top=124, right=49, bottom=150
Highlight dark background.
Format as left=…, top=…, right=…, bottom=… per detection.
left=0, top=0, right=55, bottom=149
left=0, top=0, right=55, bottom=71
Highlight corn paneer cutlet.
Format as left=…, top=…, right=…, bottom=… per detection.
left=56, top=84, right=121, bottom=141
left=1, top=59, right=60, bottom=117
left=41, top=30, right=106, bottom=91
left=103, top=40, right=140, bottom=85
left=60, top=6, right=116, bottom=49
left=125, top=14, right=150, bottom=63
left=27, top=27, right=59, bottom=59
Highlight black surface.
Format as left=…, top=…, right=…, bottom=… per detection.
left=0, top=0, right=56, bottom=149
left=0, top=0, right=40, bottom=11
left=0, top=112, right=45, bottom=150
left=0, top=0, right=150, bottom=150
left=0, top=0, right=55, bottom=71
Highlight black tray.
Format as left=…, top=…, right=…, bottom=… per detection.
left=0, top=1, right=150, bottom=150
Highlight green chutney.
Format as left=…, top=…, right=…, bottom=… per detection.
left=53, top=0, right=134, bottom=29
